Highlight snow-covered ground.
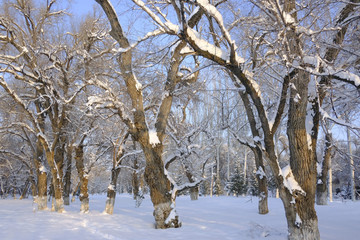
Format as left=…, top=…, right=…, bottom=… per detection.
left=0, top=195, right=358, bottom=240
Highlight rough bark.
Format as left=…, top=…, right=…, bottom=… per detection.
left=287, top=69, right=320, bottom=239
left=63, top=145, right=72, bottom=205
left=37, top=170, right=48, bottom=210
left=132, top=167, right=140, bottom=200
left=132, top=157, right=142, bottom=201
left=105, top=168, right=121, bottom=214
left=283, top=3, right=319, bottom=236
left=75, top=144, right=89, bottom=213
left=34, top=140, right=48, bottom=210
left=254, top=148, right=269, bottom=214
left=43, top=148, right=65, bottom=213
left=142, top=144, right=180, bottom=229
left=52, top=138, right=66, bottom=209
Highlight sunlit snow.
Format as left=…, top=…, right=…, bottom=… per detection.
left=0, top=195, right=358, bottom=240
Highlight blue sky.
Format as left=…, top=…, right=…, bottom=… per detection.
left=70, top=0, right=99, bottom=16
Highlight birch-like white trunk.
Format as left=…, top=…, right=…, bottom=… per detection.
left=347, top=126, right=355, bottom=201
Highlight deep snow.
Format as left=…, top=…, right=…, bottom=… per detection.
left=0, top=195, right=358, bottom=240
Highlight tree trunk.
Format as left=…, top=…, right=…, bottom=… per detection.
left=132, top=166, right=139, bottom=200
left=74, top=144, right=89, bottom=212
left=79, top=176, right=89, bottom=213
left=27, top=167, right=38, bottom=199
left=328, top=159, right=333, bottom=202
left=257, top=175, right=268, bottom=214
left=190, top=187, right=199, bottom=200
left=19, top=179, right=30, bottom=200
left=48, top=155, right=65, bottom=212
left=71, top=181, right=80, bottom=202
left=105, top=168, right=120, bottom=214
left=214, top=145, right=223, bottom=196
left=37, top=170, right=48, bottom=210
left=37, top=135, right=65, bottom=213
left=253, top=147, right=269, bottom=214
left=142, top=144, right=180, bottom=229
left=181, top=156, right=199, bottom=201
left=287, top=68, right=320, bottom=239
left=346, top=124, right=356, bottom=201
left=34, top=140, right=47, bottom=210
left=279, top=187, right=319, bottom=240
left=316, top=131, right=332, bottom=205
left=75, top=145, right=89, bottom=213
left=54, top=139, right=66, bottom=199
left=63, top=146, right=72, bottom=205
left=237, top=89, right=269, bottom=213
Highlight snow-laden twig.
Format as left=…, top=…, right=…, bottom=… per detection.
left=115, top=150, right=143, bottom=167
left=319, top=108, right=360, bottom=130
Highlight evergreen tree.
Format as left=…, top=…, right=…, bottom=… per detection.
left=226, top=168, right=246, bottom=197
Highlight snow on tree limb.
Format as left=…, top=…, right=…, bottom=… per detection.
left=319, top=108, right=360, bottom=130
left=295, top=56, right=360, bottom=89
left=280, top=165, right=306, bottom=197
left=0, top=76, right=46, bottom=137
left=149, top=129, right=161, bottom=147
left=185, top=27, right=244, bottom=65
left=196, top=0, right=235, bottom=49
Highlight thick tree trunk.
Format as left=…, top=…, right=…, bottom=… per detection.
left=280, top=187, right=319, bottom=240
left=142, top=144, right=180, bottom=229
left=79, top=176, right=89, bottom=213
left=105, top=168, right=120, bottom=214
left=75, top=145, right=89, bottom=213
left=287, top=69, right=320, bottom=240
left=37, top=170, right=48, bottom=210
left=34, top=140, right=48, bottom=210
left=48, top=160, right=65, bottom=212
left=54, top=139, right=65, bottom=198
left=63, top=146, right=72, bottom=205
left=52, top=175, right=65, bottom=212
left=37, top=136, right=64, bottom=213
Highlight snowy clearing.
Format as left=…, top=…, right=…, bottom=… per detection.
left=0, top=195, right=358, bottom=240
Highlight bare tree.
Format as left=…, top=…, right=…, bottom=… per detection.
left=94, top=0, right=203, bottom=228
left=128, top=0, right=359, bottom=238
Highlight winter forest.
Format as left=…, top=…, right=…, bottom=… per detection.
left=0, top=0, right=359, bottom=239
